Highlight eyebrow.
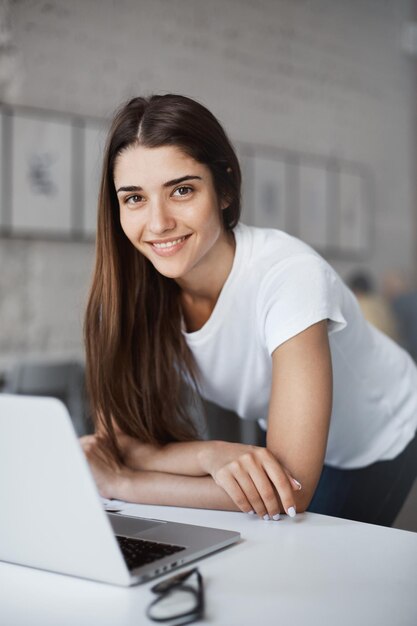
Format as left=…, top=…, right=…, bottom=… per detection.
left=116, top=175, right=202, bottom=194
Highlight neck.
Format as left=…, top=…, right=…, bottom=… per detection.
left=177, top=230, right=235, bottom=306
left=177, top=229, right=235, bottom=333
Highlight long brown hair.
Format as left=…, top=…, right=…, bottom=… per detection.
left=84, top=94, right=241, bottom=459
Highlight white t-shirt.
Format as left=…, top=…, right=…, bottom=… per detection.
left=183, top=224, right=417, bottom=469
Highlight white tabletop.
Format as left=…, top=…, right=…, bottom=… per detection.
left=1, top=503, right=416, bottom=626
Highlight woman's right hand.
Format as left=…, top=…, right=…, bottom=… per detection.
left=199, top=441, right=302, bottom=519
left=80, top=434, right=128, bottom=499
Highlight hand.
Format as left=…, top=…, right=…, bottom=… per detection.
left=201, top=441, right=302, bottom=519
left=80, top=434, right=128, bottom=499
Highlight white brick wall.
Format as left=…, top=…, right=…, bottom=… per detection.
left=0, top=0, right=415, bottom=367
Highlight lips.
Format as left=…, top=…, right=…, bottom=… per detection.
left=151, top=236, right=187, bottom=249
left=147, top=234, right=191, bottom=257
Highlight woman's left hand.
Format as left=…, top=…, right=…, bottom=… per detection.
left=200, top=441, right=301, bottom=519
left=80, top=434, right=128, bottom=499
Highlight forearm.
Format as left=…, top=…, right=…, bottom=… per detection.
left=83, top=435, right=299, bottom=517
left=123, top=438, right=228, bottom=477
left=112, top=467, right=240, bottom=511
left=121, top=440, right=308, bottom=514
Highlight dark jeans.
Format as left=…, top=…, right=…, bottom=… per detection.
left=308, top=430, right=417, bottom=527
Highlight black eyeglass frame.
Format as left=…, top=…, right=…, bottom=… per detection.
left=146, top=567, right=204, bottom=624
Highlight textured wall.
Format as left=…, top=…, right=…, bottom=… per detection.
left=0, top=0, right=415, bottom=368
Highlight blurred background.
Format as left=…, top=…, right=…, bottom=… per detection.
left=1, top=0, right=417, bottom=529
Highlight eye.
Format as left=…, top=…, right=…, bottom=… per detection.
left=125, top=194, right=143, bottom=206
left=172, top=185, right=193, bottom=197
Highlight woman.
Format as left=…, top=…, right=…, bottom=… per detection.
left=82, top=94, right=417, bottom=526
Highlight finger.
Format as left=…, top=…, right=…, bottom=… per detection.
left=80, top=439, right=94, bottom=454
left=263, top=460, right=297, bottom=518
left=83, top=437, right=113, bottom=467
left=79, top=434, right=95, bottom=447
left=281, top=464, right=302, bottom=491
left=228, top=454, right=281, bottom=519
left=214, top=470, right=254, bottom=514
left=243, top=463, right=281, bottom=519
left=230, top=464, right=269, bottom=518
left=284, top=470, right=302, bottom=492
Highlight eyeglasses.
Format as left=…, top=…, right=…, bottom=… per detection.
left=146, top=567, right=204, bottom=625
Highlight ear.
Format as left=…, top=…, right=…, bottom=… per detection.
left=220, top=196, right=230, bottom=211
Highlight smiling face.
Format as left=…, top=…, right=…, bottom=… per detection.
left=114, top=144, right=231, bottom=283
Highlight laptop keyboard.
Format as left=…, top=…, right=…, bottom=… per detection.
left=116, top=535, right=186, bottom=571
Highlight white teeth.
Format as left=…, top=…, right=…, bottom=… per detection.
left=153, top=236, right=186, bottom=249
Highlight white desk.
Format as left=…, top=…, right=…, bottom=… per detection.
left=1, top=504, right=416, bottom=626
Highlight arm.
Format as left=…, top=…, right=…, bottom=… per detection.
left=80, top=435, right=239, bottom=510
left=92, top=410, right=215, bottom=477
left=82, top=320, right=331, bottom=517
left=116, top=434, right=216, bottom=477
left=190, top=319, right=331, bottom=517
left=112, top=471, right=240, bottom=511
left=105, top=435, right=303, bottom=516
left=266, top=319, right=332, bottom=512
left=122, top=320, right=332, bottom=513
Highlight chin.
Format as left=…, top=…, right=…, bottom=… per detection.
left=150, top=261, right=188, bottom=280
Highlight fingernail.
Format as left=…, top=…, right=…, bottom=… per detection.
left=248, top=510, right=255, bottom=515
left=287, top=506, right=296, bottom=518
left=263, top=514, right=270, bottom=521
left=293, top=479, right=302, bottom=490
left=272, top=513, right=281, bottom=521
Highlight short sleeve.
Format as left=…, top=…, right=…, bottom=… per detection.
left=258, top=254, right=347, bottom=355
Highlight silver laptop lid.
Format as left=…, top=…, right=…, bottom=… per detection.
left=0, top=394, right=131, bottom=586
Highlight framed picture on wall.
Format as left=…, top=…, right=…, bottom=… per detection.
left=253, top=154, right=288, bottom=231
left=298, top=162, right=328, bottom=251
left=11, top=112, right=73, bottom=236
left=338, top=169, right=369, bottom=254
left=82, top=121, right=107, bottom=238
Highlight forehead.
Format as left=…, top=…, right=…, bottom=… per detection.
left=113, top=144, right=207, bottom=185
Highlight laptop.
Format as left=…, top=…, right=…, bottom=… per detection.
left=0, top=394, right=240, bottom=586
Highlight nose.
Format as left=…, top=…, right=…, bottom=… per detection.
left=148, top=197, right=176, bottom=235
